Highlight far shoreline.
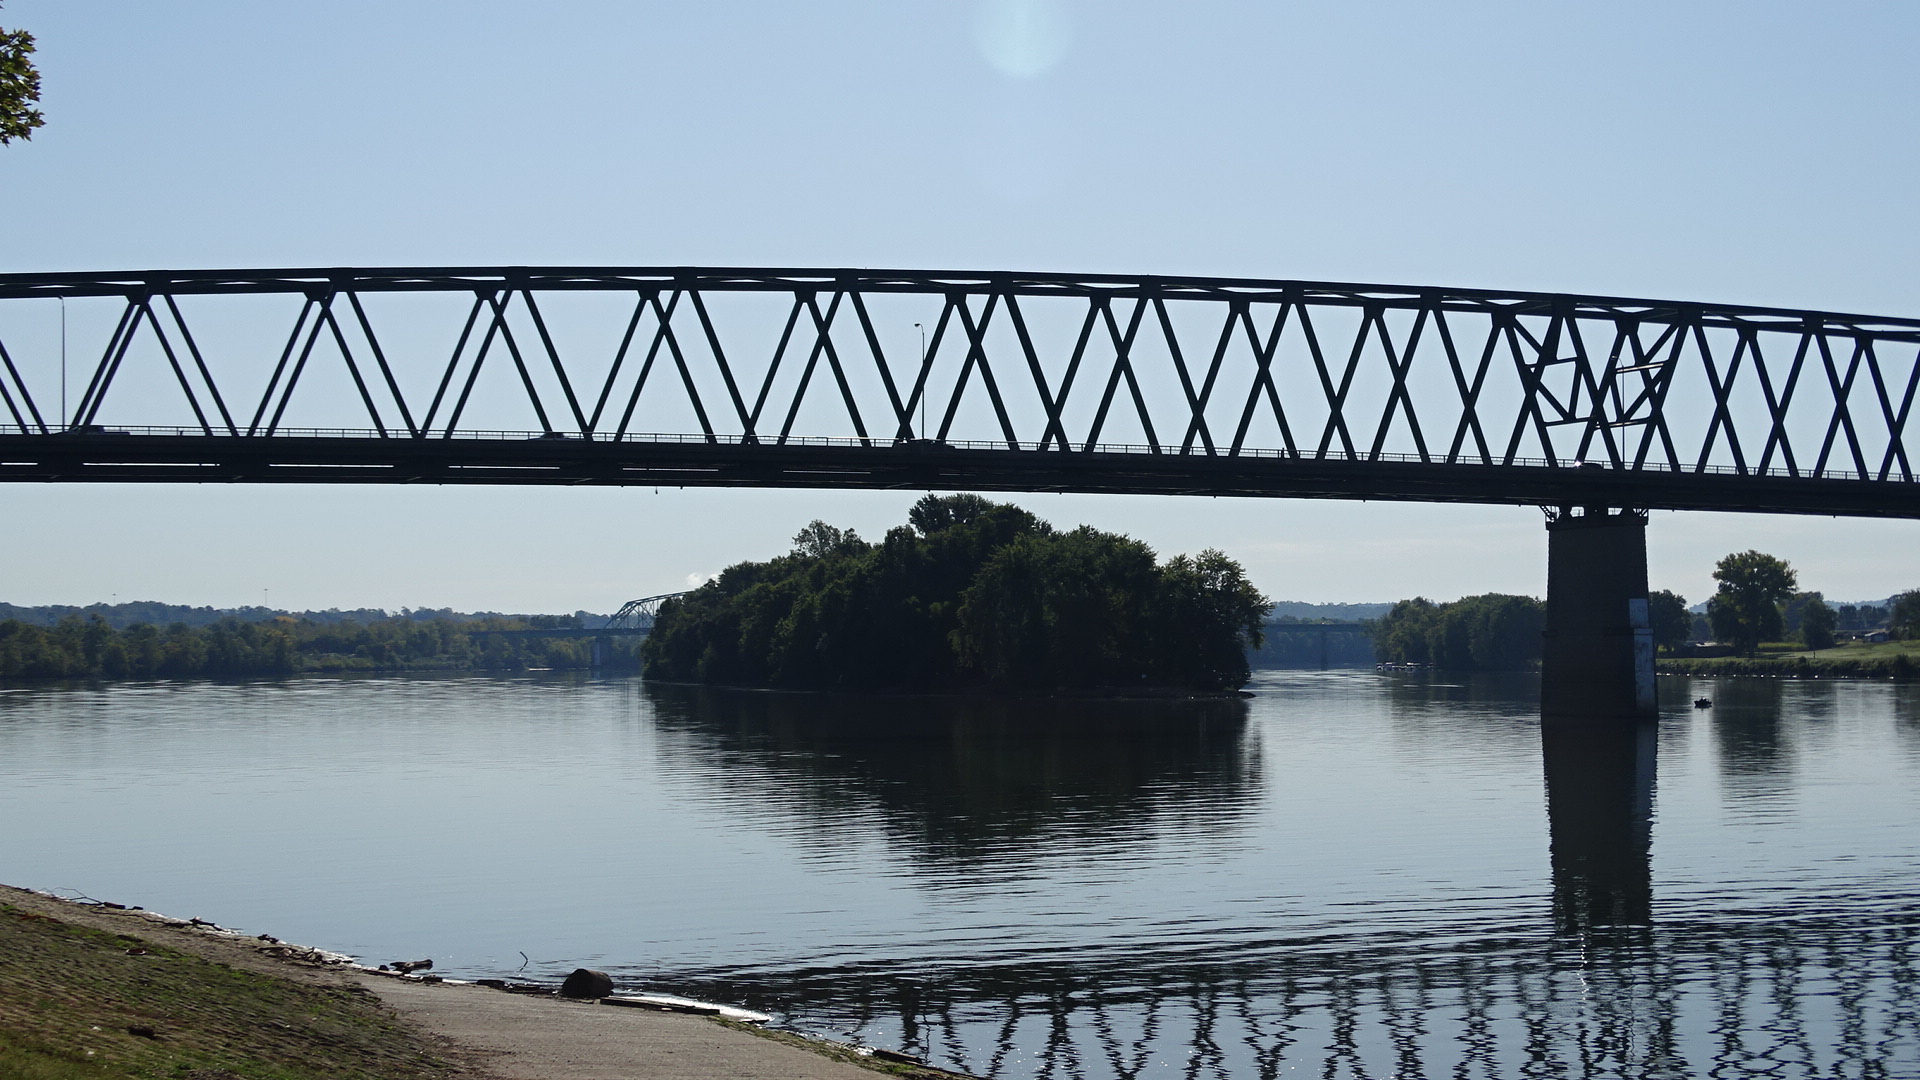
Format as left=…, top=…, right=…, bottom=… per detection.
left=0, top=668, right=1261, bottom=698
left=1655, top=650, right=1918, bottom=681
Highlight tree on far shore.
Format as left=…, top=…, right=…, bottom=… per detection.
left=1707, top=551, right=1796, bottom=656
left=1648, top=589, right=1690, bottom=654
left=1893, top=590, right=1920, bottom=641
left=1798, top=593, right=1837, bottom=652
left=1369, top=593, right=1545, bottom=671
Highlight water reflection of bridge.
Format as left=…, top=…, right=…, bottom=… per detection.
left=635, top=681, right=1920, bottom=1079
left=660, top=910, right=1915, bottom=1080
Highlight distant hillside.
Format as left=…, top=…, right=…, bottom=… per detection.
left=1266, top=601, right=1392, bottom=623
left=0, top=601, right=615, bottom=630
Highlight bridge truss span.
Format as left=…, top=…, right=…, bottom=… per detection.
left=0, top=267, right=1915, bottom=516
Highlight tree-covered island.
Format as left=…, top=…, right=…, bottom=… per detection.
left=1369, top=594, right=1546, bottom=671
left=640, top=494, right=1272, bottom=693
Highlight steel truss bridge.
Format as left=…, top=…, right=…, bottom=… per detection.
left=1, top=267, right=1916, bottom=517
left=468, top=595, right=685, bottom=641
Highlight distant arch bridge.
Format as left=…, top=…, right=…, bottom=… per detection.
left=474, top=594, right=686, bottom=641
left=0, top=266, right=1915, bottom=517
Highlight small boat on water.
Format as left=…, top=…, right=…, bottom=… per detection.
left=1694, top=698, right=1713, bottom=709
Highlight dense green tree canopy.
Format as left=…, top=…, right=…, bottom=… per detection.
left=1370, top=593, right=1545, bottom=671
left=1647, top=589, right=1691, bottom=654
left=0, top=3, right=43, bottom=145
left=1707, top=550, right=1797, bottom=656
left=0, top=613, right=604, bottom=680
left=641, top=495, right=1271, bottom=693
left=1892, top=590, right=1920, bottom=641
left=1797, top=592, right=1837, bottom=651
left=1834, top=603, right=1890, bottom=633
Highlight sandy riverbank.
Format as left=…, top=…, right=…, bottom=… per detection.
left=0, top=884, right=963, bottom=1080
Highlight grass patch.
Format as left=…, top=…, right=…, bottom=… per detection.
left=0, top=905, right=456, bottom=1080
left=1659, top=639, right=1920, bottom=679
left=1780, top=639, right=1920, bottom=661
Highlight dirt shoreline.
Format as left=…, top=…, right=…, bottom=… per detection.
left=0, top=883, right=968, bottom=1080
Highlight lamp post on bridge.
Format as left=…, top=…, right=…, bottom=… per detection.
left=914, top=322, right=925, bottom=438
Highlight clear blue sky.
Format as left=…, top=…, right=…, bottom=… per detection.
left=3, top=1, right=1916, bottom=612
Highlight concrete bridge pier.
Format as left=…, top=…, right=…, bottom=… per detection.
left=1541, top=507, right=1656, bottom=721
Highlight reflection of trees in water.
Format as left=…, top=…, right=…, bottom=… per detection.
left=651, top=910, right=1916, bottom=1078
left=1708, top=679, right=1797, bottom=789
left=1889, top=684, right=1920, bottom=760
left=639, top=682, right=1260, bottom=864
left=1378, top=672, right=1546, bottom=754
left=1381, top=671, right=1541, bottom=714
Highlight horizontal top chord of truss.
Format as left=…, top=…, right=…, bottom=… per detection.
left=5, top=265, right=1920, bottom=338
left=0, top=266, right=1915, bottom=517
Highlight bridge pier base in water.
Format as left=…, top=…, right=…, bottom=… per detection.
left=1541, top=507, right=1656, bottom=721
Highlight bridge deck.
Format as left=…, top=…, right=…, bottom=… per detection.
left=3, top=429, right=1909, bottom=517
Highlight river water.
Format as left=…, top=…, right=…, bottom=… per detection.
left=2, top=671, right=1916, bottom=1078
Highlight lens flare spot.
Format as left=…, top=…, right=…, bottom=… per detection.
left=974, top=0, right=1072, bottom=80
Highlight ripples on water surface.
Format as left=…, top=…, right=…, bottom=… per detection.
left=3, top=671, right=1917, bottom=1078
